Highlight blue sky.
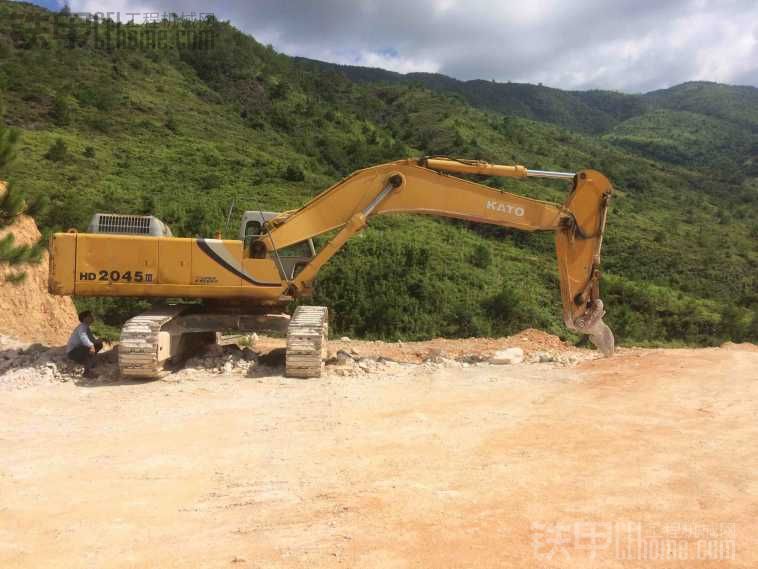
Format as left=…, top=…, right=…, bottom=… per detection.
left=26, top=0, right=60, bottom=10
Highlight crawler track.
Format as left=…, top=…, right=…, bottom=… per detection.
left=118, top=307, right=184, bottom=379
left=285, top=306, right=328, bottom=378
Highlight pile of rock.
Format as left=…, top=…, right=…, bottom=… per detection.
left=526, top=350, right=589, bottom=365
left=0, top=330, right=598, bottom=390
left=0, top=334, right=119, bottom=389
left=330, top=344, right=591, bottom=375
left=326, top=349, right=403, bottom=377
left=180, top=344, right=259, bottom=377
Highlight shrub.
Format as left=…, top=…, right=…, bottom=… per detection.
left=165, top=111, right=178, bottom=133
left=470, top=243, right=492, bottom=268
left=50, top=94, right=72, bottom=126
left=200, top=172, right=222, bottom=190
left=283, top=164, right=305, bottom=182
left=45, top=138, right=68, bottom=162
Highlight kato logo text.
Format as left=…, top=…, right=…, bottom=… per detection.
left=486, top=200, right=525, bottom=217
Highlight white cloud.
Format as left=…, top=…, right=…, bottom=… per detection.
left=66, top=0, right=758, bottom=91
left=346, top=51, right=440, bottom=74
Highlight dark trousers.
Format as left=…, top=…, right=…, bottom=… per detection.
left=67, top=340, right=103, bottom=368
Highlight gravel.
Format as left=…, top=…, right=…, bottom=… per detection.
left=0, top=330, right=597, bottom=390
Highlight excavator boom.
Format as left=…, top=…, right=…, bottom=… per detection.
left=259, top=158, right=614, bottom=354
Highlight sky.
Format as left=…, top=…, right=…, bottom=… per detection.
left=35, top=0, right=758, bottom=92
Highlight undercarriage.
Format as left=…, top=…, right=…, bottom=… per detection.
left=118, top=303, right=328, bottom=379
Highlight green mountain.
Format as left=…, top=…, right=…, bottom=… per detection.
left=604, top=109, right=754, bottom=171
left=644, top=81, right=758, bottom=129
left=295, top=58, right=627, bottom=134
left=1, top=1, right=756, bottom=345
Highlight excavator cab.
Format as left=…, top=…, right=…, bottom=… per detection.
left=240, top=211, right=315, bottom=279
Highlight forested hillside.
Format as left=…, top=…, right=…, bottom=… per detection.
left=1, top=1, right=756, bottom=345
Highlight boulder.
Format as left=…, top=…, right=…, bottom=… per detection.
left=534, top=351, right=558, bottom=363
left=489, top=347, right=524, bottom=365
left=335, top=349, right=355, bottom=365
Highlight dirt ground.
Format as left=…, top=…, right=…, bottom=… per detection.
left=1, top=343, right=757, bottom=568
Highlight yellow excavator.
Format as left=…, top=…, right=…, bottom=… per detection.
left=48, top=157, right=615, bottom=378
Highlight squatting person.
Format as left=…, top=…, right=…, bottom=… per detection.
left=66, top=310, right=104, bottom=376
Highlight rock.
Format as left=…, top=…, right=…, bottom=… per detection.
left=489, top=347, right=524, bottom=365
left=101, top=349, right=119, bottom=363
left=335, top=350, right=355, bottom=365
left=257, top=347, right=286, bottom=367
left=557, top=354, right=580, bottom=365
left=340, top=336, right=351, bottom=342
left=534, top=351, right=558, bottom=363
left=23, top=344, right=48, bottom=356
left=458, top=353, right=487, bottom=364
left=424, top=348, right=450, bottom=364
left=205, top=344, right=225, bottom=357
left=223, top=361, right=233, bottom=376
left=223, top=345, right=242, bottom=357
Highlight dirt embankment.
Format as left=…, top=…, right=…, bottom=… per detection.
left=0, top=182, right=78, bottom=345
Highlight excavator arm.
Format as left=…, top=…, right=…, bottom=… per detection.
left=259, top=157, right=615, bottom=355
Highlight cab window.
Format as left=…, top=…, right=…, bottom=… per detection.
left=279, top=241, right=312, bottom=258
left=244, top=220, right=262, bottom=250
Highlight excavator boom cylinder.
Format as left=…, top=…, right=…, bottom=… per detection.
left=422, top=158, right=528, bottom=178
left=421, top=158, right=575, bottom=180
left=525, top=169, right=576, bottom=180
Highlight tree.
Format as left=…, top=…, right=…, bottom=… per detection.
left=44, top=138, right=68, bottom=162
left=165, top=111, right=179, bottom=133
left=283, top=164, right=305, bottom=182
left=0, top=108, right=43, bottom=283
left=469, top=243, right=492, bottom=269
left=51, top=93, right=72, bottom=126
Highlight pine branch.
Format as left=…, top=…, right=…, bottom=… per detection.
left=0, top=183, right=26, bottom=227
left=4, top=271, right=27, bottom=284
left=0, top=127, right=18, bottom=172
left=0, top=233, right=43, bottom=266
left=0, top=107, right=40, bottom=285
left=0, top=114, right=19, bottom=172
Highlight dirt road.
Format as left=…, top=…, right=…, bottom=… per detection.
left=1, top=345, right=756, bottom=568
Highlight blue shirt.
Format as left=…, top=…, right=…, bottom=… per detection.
left=66, top=323, right=94, bottom=353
